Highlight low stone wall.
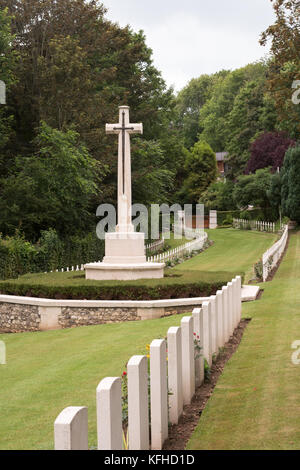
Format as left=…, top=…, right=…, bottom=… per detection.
left=0, top=295, right=206, bottom=333
left=59, top=307, right=139, bottom=328
left=0, top=302, right=40, bottom=333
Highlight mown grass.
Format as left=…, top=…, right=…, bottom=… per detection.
left=0, top=228, right=278, bottom=449
left=0, top=314, right=187, bottom=450
left=0, top=229, right=275, bottom=298
left=177, top=228, right=277, bottom=282
left=187, top=231, right=300, bottom=450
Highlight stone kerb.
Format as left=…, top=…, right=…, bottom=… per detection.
left=53, top=275, right=242, bottom=451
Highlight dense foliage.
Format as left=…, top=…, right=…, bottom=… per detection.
left=281, top=145, right=300, bottom=224
left=246, top=131, right=295, bottom=174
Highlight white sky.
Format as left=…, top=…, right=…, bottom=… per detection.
left=102, top=0, right=276, bottom=92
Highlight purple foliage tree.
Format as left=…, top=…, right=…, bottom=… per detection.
left=246, top=131, right=295, bottom=174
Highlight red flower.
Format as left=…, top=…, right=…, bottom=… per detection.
left=122, top=371, right=127, bottom=376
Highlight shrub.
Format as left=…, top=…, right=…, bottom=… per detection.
left=0, top=270, right=245, bottom=300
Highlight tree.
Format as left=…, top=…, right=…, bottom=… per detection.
left=281, top=145, right=300, bottom=223
left=131, top=138, right=174, bottom=206
left=225, top=75, right=277, bottom=179
left=180, top=141, right=217, bottom=204
left=246, top=131, right=295, bottom=174
left=233, top=168, right=276, bottom=219
left=199, top=181, right=236, bottom=211
left=0, top=8, right=18, bottom=156
left=175, top=74, right=218, bottom=149
left=1, top=0, right=177, bottom=206
left=0, top=122, right=101, bottom=239
left=260, top=0, right=300, bottom=138
left=197, top=62, right=276, bottom=179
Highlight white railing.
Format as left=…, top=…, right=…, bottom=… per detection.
left=147, top=230, right=208, bottom=263
left=54, top=275, right=242, bottom=450
left=47, top=231, right=206, bottom=273
left=262, top=225, right=288, bottom=281
left=233, top=218, right=275, bottom=232
left=145, top=238, right=165, bottom=253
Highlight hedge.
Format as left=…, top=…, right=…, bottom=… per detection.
left=0, top=269, right=244, bottom=300
left=0, top=229, right=104, bottom=280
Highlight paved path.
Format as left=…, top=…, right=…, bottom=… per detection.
left=187, top=231, right=300, bottom=450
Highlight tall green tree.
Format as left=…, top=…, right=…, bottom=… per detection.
left=233, top=168, right=277, bottom=219
left=0, top=8, right=18, bottom=156
left=281, top=145, right=300, bottom=223
left=260, top=0, right=300, bottom=138
left=175, top=74, right=220, bottom=149
left=180, top=141, right=217, bottom=204
left=1, top=0, right=177, bottom=205
left=0, top=122, right=101, bottom=239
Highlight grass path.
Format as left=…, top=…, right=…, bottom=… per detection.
left=0, top=228, right=277, bottom=450
left=187, top=231, right=300, bottom=450
left=177, top=228, right=276, bottom=281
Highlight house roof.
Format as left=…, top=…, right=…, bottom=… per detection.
left=216, top=151, right=228, bottom=161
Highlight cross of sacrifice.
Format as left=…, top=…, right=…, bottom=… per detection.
left=106, top=106, right=143, bottom=232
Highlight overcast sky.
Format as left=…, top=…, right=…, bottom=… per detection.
left=103, top=0, right=275, bottom=92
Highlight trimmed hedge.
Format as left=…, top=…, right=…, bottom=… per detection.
left=0, top=229, right=104, bottom=280
left=0, top=269, right=244, bottom=300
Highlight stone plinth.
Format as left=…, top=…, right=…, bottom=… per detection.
left=84, top=262, right=164, bottom=281
left=85, top=231, right=164, bottom=280
left=103, top=232, right=146, bottom=264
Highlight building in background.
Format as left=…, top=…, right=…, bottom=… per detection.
left=216, top=151, right=228, bottom=178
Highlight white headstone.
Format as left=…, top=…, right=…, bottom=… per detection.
left=150, top=339, right=168, bottom=450
left=222, top=286, right=229, bottom=342
left=54, top=406, right=88, bottom=450
left=192, top=308, right=205, bottom=386
left=181, top=316, right=195, bottom=405
left=209, top=210, right=218, bottom=229
left=201, top=301, right=211, bottom=366
left=128, top=355, right=149, bottom=450
left=96, top=377, right=122, bottom=450
left=216, top=290, right=224, bottom=348
left=167, top=327, right=183, bottom=424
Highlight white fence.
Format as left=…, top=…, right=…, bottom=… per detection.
left=145, top=238, right=165, bottom=253
left=146, top=231, right=208, bottom=263
left=233, top=218, right=275, bottom=232
left=262, top=225, right=288, bottom=282
left=54, top=275, right=242, bottom=450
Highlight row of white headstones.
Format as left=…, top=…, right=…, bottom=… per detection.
left=54, top=275, right=242, bottom=451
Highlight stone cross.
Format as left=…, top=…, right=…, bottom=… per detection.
left=106, top=106, right=143, bottom=232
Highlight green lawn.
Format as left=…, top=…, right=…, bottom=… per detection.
left=177, top=228, right=277, bottom=282
left=187, top=230, right=300, bottom=450
left=0, top=228, right=278, bottom=450
left=0, top=314, right=187, bottom=450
